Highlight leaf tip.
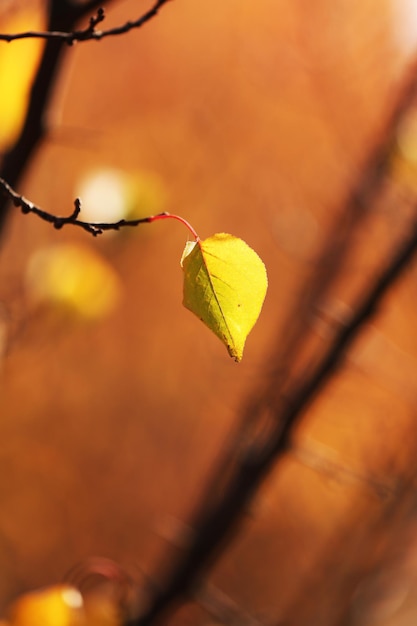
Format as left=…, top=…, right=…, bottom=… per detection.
left=227, top=345, right=243, bottom=363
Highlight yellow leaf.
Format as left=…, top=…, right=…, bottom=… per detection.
left=181, top=233, right=268, bottom=361
left=26, top=244, right=121, bottom=319
left=7, top=586, right=84, bottom=626
left=5, top=585, right=122, bottom=626
left=0, top=6, right=45, bottom=149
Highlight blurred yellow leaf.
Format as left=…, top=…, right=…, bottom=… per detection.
left=0, top=6, right=45, bottom=149
left=4, top=585, right=122, bottom=626
left=26, top=244, right=121, bottom=319
left=7, top=586, right=84, bottom=626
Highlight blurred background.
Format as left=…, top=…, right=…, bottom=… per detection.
left=2, top=1, right=417, bottom=624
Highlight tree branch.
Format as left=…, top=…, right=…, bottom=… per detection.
left=0, top=176, right=169, bottom=236
left=0, top=0, right=171, bottom=44
left=0, top=0, right=171, bottom=234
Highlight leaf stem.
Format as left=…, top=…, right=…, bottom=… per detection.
left=148, top=212, right=200, bottom=240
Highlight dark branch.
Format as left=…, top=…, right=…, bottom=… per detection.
left=0, top=0, right=170, bottom=235
left=0, top=0, right=171, bottom=44
left=0, top=176, right=167, bottom=236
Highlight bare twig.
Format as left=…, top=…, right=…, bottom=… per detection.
left=0, top=0, right=171, bottom=45
left=0, top=176, right=167, bottom=236
left=0, top=0, right=170, bottom=234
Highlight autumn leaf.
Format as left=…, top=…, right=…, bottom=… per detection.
left=5, top=584, right=122, bottom=626
left=6, top=586, right=84, bottom=626
left=0, top=6, right=45, bottom=150
left=181, top=233, right=268, bottom=361
left=26, top=244, right=120, bottom=319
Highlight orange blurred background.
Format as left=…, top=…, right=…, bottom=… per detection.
left=1, top=1, right=417, bottom=624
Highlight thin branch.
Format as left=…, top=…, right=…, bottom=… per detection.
left=0, top=176, right=167, bottom=236
left=0, top=0, right=170, bottom=234
left=0, top=0, right=171, bottom=45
